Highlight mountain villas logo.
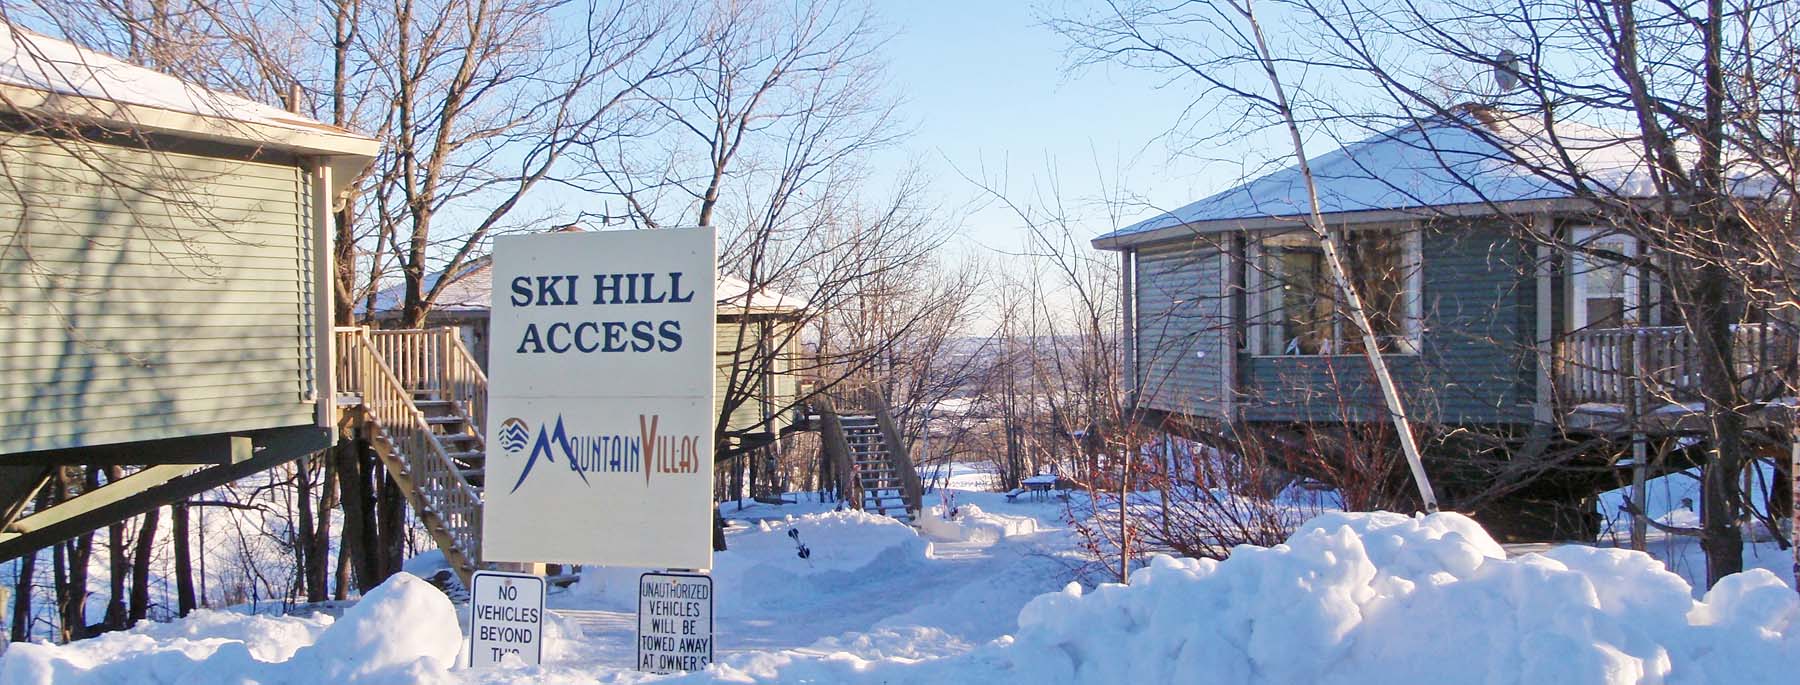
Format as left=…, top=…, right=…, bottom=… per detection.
left=499, top=414, right=705, bottom=494
left=498, top=418, right=531, bottom=453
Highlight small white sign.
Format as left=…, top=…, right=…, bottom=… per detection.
left=637, top=571, right=714, bottom=674
left=484, top=227, right=717, bottom=569
left=468, top=571, right=545, bottom=668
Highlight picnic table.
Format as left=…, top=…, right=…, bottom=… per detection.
left=1020, top=474, right=1060, bottom=502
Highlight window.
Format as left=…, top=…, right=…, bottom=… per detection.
left=1569, top=227, right=1638, bottom=330
left=1250, top=228, right=1421, bottom=355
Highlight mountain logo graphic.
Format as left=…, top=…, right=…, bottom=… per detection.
left=509, top=414, right=590, bottom=493
left=497, top=418, right=530, bottom=453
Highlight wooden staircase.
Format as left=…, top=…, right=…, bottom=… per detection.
left=335, top=327, right=489, bottom=585
left=842, top=416, right=913, bottom=522
left=415, top=396, right=487, bottom=488
left=819, top=389, right=923, bottom=524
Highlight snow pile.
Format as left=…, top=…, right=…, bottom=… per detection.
left=1657, top=507, right=1701, bottom=529
left=573, top=509, right=933, bottom=613
left=990, top=511, right=1798, bottom=684
left=918, top=504, right=1039, bottom=543
left=0, top=573, right=461, bottom=685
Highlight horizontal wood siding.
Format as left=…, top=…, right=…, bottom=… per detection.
left=1135, top=243, right=1227, bottom=417
left=0, top=133, right=316, bottom=453
left=714, top=318, right=797, bottom=436
left=1240, top=225, right=1536, bottom=424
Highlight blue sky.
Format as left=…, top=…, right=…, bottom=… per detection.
left=874, top=1, right=1230, bottom=254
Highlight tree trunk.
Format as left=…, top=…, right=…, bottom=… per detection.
left=1118, top=448, right=1132, bottom=584
left=309, top=457, right=338, bottom=602
left=375, top=466, right=406, bottom=582
left=60, top=470, right=97, bottom=639
left=336, top=457, right=366, bottom=592
left=103, top=467, right=126, bottom=631
left=731, top=455, right=744, bottom=508
left=10, top=545, right=34, bottom=642
left=104, top=529, right=126, bottom=631
left=334, top=196, right=359, bottom=326
left=59, top=532, right=92, bottom=641
left=1686, top=260, right=1745, bottom=586
left=296, top=457, right=316, bottom=601
left=333, top=437, right=373, bottom=593
left=1159, top=437, right=1173, bottom=538
left=50, top=473, right=92, bottom=643
left=712, top=506, right=728, bottom=552
left=172, top=502, right=197, bottom=616
left=129, top=507, right=160, bottom=623
left=334, top=551, right=352, bottom=601
left=1771, top=448, right=1793, bottom=538
left=51, top=537, right=66, bottom=642
left=748, top=449, right=760, bottom=500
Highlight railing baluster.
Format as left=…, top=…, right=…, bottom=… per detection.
left=1555, top=323, right=1794, bottom=409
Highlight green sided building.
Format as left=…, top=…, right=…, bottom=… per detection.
left=0, top=25, right=379, bottom=559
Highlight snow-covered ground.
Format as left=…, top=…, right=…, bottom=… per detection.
left=1592, top=464, right=1793, bottom=594
left=3, top=479, right=1796, bottom=684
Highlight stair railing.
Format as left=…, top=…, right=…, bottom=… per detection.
left=335, top=327, right=484, bottom=574
left=438, top=327, right=488, bottom=437
left=813, top=394, right=862, bottom=508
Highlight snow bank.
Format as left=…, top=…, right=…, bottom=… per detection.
left=990, top=511, right=1798, bottom=684
left=0, top=573, right=461, bottom=685
left=10, top=512, right=1795, bottom=684
left=573, top=510, right=933, bottom=613
left=918, top=504, right=1039, bottom=543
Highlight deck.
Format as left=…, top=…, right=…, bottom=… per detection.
left=1553, top=323, right=1800, bottom=433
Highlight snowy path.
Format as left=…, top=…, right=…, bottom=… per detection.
left=538, top=497, right=1078, bottom=675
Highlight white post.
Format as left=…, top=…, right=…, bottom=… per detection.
left=1791, top=429, right=1798, bottom=594
left=312, top=161, right=337, bottom=436
left=1630, top=332, right=1648, bottom=551
left=1630, top=435, right=1649, bottom=551
left=1120, top=249, right=1137, bottom=400
left=1533, top=217, right=1555, bottom=424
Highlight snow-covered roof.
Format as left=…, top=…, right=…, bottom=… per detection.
left=0, top=23, right=378, bottom=160
left=365, top=255, right=807, bottom=318
left=716, top=274, right=810, bottom=312
left=1093, top=107, right=1698, bottom=248
left=367, top=256, right=495, bottom=315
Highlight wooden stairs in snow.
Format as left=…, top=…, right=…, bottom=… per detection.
left=819, top=390, right=923, bottom=524
left=842, top=416, right=913, bottom=522
left=335, top=328, right=489, bottom=585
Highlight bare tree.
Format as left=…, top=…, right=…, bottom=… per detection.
left=588, top=1, right=982, bottom=509
left=369, top=0, right=697, bottom=327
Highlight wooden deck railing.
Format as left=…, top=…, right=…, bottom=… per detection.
left=441, top=330, right=488, bottom=436
left=1554, top=323, right=1800, bottom=408
left=367, top=329, right=444, bottom=394
left=347, top=328, right=487, bottom=433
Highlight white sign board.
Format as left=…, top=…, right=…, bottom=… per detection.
left=484, top=227, right=716, bottom=569
left=468, top=570, right=545, bottom=668
left=637, top=571, right=714, bottom=673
